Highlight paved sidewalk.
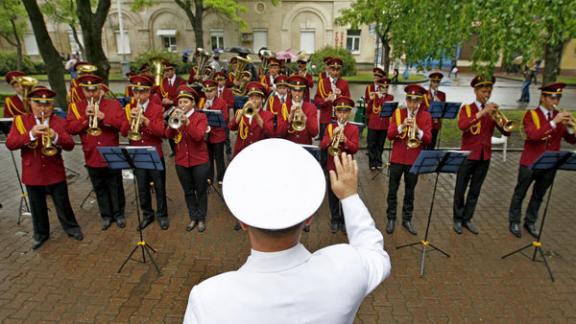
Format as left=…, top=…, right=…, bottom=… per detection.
left=0, top=146, right=575, bottom=323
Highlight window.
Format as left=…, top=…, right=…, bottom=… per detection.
left=162, top=36, right=177, bottom=52
left=24, top=33, right=39, bottom=55
left=210, top=30, right=224, bottom=50
left=346, top=29, right=361, bottom=54
left=300, top=30, right=315, bottom=54
left=115, top=31, right=131, bottom=55
left=253, top=30, right=267, bottom=53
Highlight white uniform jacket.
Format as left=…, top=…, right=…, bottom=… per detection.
left=183, top=194, right=391, bottom=324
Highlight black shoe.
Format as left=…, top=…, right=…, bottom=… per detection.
left=524, top=223, right=539, bottom=238
left=159, top=217, right=169, bottom=230
left=453, top=221, right=463, bottom=234
left=330, top=222, right=338, bottom=234
left=303, top=224, right=310, bottom=232
left=509, top=223, right=521, bottom=238
left=463, top=221, right=479, bottom=235
left=186, top=221, right=198, bottom=232
left=386, top=219, right=396, bottom=234
left=233, top=222, right=241, bottom=231
left=68, top=231, right=84, bottom=241
left=138, top=217, right=154, bottom=231
left=197, top=221, right=206, bottom=233
left=116, top=216, right=126, bottom=229
left=32, top=237, right=48, bottom=250
left=402, top=220, right=417, bottom=235
left=101, top=218, right=112, bottom=231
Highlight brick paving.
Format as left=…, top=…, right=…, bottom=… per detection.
left=0, top=140, right=575, bottom=323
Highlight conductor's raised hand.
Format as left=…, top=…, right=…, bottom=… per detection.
left=329, top=152, right=358, bottom=200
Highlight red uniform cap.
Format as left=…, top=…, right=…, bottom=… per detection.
left=376, top=77, right=391, bottom=86
left=539, top=82, right=566, bottom=98
left=246, top=81, right=266, bottom=97
left=202, top=80, right=217, bottom=92
left=230, top=56, right=238, bottom=64
left=373, top=67, right=386, bottom=78
left=327, top=57, right=344, bottom=69
left=164, top=62, right=176, bottom=70
left=176, top=85, right=199, bottom=102
left=139, top=63, right=150, bottom=73
left=77, top=74, right=103, bottom=90
left=470, top=74, right=496, bottom=88
left=296, top=52, right=309, bottom=63
left=428, top=71, right=444, bottom=81
left=287, top=75, right=308, bottom=90
left=333, top=96, right=355, bottom=110
left=5, top=71, right=25, bottom=84
left=404, top=84, right=427, bottom=98
left=213, top=71, right=226, bottom=80
left=268, top=57, right=280, bottom=66
left=323, top=56, right=334, bottom=64
left=274, top=75, right=289, bottom=87
left=28, top=86, right=56, bottom=104
left=129, top=74, right=154, bottom=90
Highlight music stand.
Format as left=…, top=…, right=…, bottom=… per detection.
left=233, top=95, right=248, bottom=112
left=501, top=151, right=575, bottom=282
left=396, top=150, right=470, bottom=276
left=201, top=109, right=227, bottom=202
left=428, top=101, right=461, bottom=149
left=98, top=146, right=162, bottom=274
left=371, top=102, right=397, bottom=180
left=0, top=117, right=32, bottom=224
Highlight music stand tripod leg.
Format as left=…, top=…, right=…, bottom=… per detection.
left=536, top=247, right=555, bottom=282
left=117, top=244, right=140, bottom=273
left=79, top=189, right=95, bottom=209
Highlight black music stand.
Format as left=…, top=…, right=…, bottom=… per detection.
left=234, top=95, right=248, bottom=111
left=501, top=151, right=575, bottom=282
left=371, top=102, right=398, bottom=180
left=98, top=146, right=162, bottom=274
left=397, top=150, right=470, bottom=277
left=0, top=118, right=32, bottom=224
left=201, top=109, right=227, bottom=202
left=428, top=101, right=461, bottom=149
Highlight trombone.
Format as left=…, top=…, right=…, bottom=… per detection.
left=41, top=111, right=58, bottom=157
left=128, top=99, right=143, bottom=141
left=87, top=95, right=103, bottom=136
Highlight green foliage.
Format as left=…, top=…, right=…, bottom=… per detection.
left=310, top=46, right=357, bottom=76
left=130, top=50, right=186, bottom=73
left=0, top=0, right=27, bottom=45
left=204, top=0, right=249, bottom=30
left=0, top=53, right=45, bottom=75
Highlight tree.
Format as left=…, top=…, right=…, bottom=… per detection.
left=0, top=0, right=27, bottom=71
left=41, top=0, right=95, bottom=56
left=75, top=0, right=112, bottom=82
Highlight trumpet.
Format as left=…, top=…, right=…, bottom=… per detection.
left=555, top=105, right=576, bottom=134
left=41, top=112, right=58, bottom=157
left=490, top=104, right=515, bottom=132
left=87, top=96, right=102, bottom=136
left=128, top=99, right=143, bottom=141
left=406, top=110, right=421, bottom=149
left=168, top=107, right=186, bottom=129
left=242, top=100, right=257, bottom=118
left=291, top=104, right=306, bottom=131
left=328, top=118, right=347, bottom=156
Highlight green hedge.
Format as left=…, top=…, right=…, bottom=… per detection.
left=130, top=50, right=190, bottom=75
left=0, top=53, right=45, bottom=75
left=309, top=46, right=357, bottom=77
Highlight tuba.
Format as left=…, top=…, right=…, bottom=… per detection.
left=242, top=100, right=257, bottom=118
left=168, top=107, right=185, bottom=129
left=17, top=76, right=38, bottom=112
left=328, top=118, right=347, bottom=156
left=406, top=109, right=421, bottom=149
left=259, top=49, right=274, bottom=77
left=150, top=58, right=165, bottom=86
left=195, top=48, right=211, bottom=78
left=87, top=96, right=103, bottom=136
left=291, top=104, right=306, bottom=131
left=490, top=104, right=515, bottom=132
left=128, top=99, right=143, bottom=141
left=77, top=64, right=98, bottom=74
left=41, top=112, right=58, bottom=157
left=232, top=56, right=252, bottom=96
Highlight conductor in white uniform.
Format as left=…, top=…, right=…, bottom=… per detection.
left=183, top=138, right=391, bottom=323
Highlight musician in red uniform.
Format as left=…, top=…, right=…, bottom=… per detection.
left=263, top=75, right=290, bottom=138
left=166, top=85, right=211, bottom=232
left=508, top=83, right=576, bottom=238
left=320, top=96, right=359, bottom=233
left=366, top=77, right=394, bottom=170
left=314, top=57, right=351, bottom=140
left=420, top=71, right=447, bottom=150
left=292, top=53, right=314, bottom=102
left=3, top=71, right=27, bottom=118
left=6, top=87, right=83, bottom=250
left=201, top=80, right=229, bottom=185
left=319, top=56, right=333, bottom=80
left=364, top=67, right=386, bottom=100
left=229, top=82, right=269, bottom=157
left=121, top=75, right=169, bottom=230
left=453, top=75, right=511, bottom=235
left=69, top=62, right=98, bottom=104
left=157, top=62, right=186, bottom=156
left=214, top=71, right=235, bottom=158
left=66, top=75, right=126, bottom=230
left=260, top=57, right=281, bottom=92
left=284, top=75, right=319, bottom=144
left=386, top=85, right=432, bottom=235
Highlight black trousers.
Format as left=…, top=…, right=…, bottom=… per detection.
left=326, top=174, right=343, bottom=224
left=176, top=163, right=210, bottom=221
left=508, top=166, right=556, bottom=225
left=168, top=138, right=176, bottom=154
left=424, top=129, right=439, bottom=150
left=26, top=181, right=81, bottom=241
left=367, top=128, right=387, bottom=167
left=387, top=163, right=419, bottom=221
left=208, top=141, right=226, bottom=183
left=86, top=166, right=125, bottom=221
left=453, top=159, right=490, bottom=222
left=320, top=123, right=328, bottom=166
left=134, top=158, right=167, bottom=221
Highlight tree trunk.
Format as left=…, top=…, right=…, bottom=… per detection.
left=175, top=0, right=204, bottom=49
left=380, top=36, right=391, bottom=73
left=542, top=41, right=564, bottom=84
left=9, top=18, right=23, bottom=71
left=21, top=0, right=67, bottom=108
left=69, top=24, right=85, bottom=56
left=76, top=0, right=111, bottom=83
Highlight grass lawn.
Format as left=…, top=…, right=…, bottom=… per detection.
left=344, top=71, right=426, bottom=83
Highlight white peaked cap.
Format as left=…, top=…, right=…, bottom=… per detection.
left=223, top=139, right=326, bottom=230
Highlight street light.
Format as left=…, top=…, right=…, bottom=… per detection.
left=117, top=0, right=130, bottom=78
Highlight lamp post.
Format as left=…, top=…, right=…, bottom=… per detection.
left=117, top=0, right=130, bottom=78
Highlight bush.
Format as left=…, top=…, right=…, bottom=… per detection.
left=131, top=50, right=187, bottom=74
left=310, top=46, right=357, bottom=77
left=0, top=52, right=44, bottom=75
